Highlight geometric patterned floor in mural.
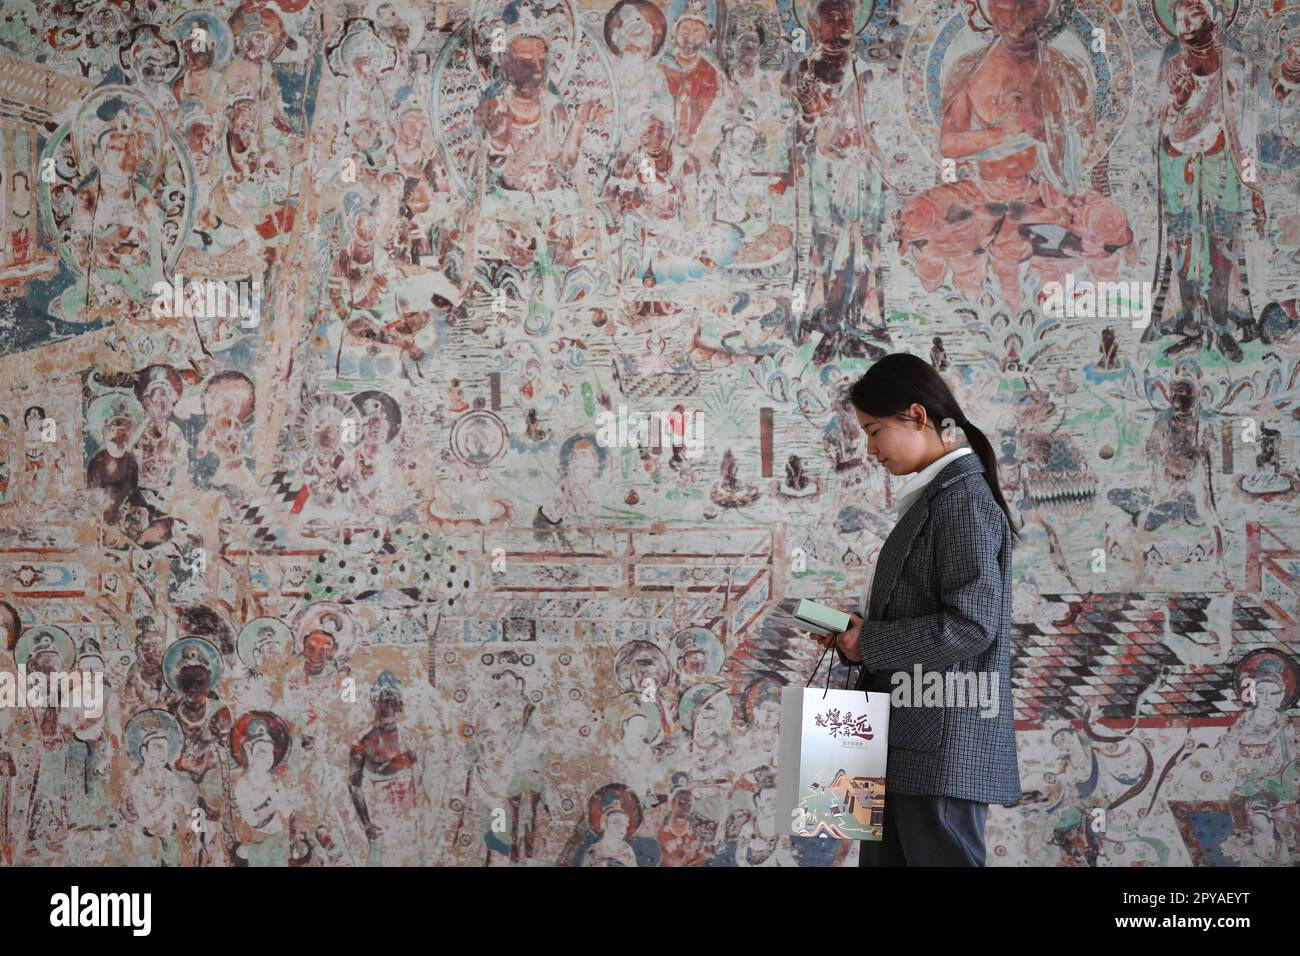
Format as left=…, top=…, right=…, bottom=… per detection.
left=1015, top=593, right=1293, bottom=727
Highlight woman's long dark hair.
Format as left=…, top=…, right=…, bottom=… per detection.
left=849, top=353, right=1021, bottom=545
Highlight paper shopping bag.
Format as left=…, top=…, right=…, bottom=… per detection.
left=776, top=685, right=890, bottom=841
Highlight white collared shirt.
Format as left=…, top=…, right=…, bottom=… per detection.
left=893, top=446, right=974, bottom=522
left=858, top=447, right=974, bottom=616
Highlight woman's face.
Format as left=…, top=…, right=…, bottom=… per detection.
left=855, top=406, right=931, bottom=476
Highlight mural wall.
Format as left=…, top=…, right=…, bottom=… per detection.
left=0, top=0, right=1298, bottom=867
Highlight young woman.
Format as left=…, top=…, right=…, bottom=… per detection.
left=813, top=353, right=1023, bottom=866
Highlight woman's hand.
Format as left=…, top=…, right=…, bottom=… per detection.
left=837, top=613, right=864, bottom=662
left=810, top=612, right=864, bottom=662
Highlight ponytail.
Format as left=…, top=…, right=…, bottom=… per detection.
left=848, top=353, right=1022, bottom=545
left=955, top=415, right=1021, bottom=545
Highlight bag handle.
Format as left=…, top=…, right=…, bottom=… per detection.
left=805, top=635, right=858, bottom=699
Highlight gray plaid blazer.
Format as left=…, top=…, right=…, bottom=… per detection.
left=840, top=452, right=1022, bottom=804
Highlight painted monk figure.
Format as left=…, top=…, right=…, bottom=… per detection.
left=469, top=25, right=609, bottom=295
left=782, top=0, right=891, bottom=362
left=1141, top=0, right=1266, bottom=362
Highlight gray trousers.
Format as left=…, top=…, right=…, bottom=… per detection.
left=858, top=789, right=988, bottom=866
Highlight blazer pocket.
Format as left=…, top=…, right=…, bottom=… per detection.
left=890, top=702, right=946, bottom=754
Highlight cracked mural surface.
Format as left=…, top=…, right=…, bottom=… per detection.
left=0, top=0, right=1299, bottom=867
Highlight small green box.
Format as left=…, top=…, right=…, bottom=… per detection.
left=795, top=599, right=852, bottom=634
